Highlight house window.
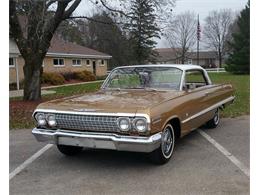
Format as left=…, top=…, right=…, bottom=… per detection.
left=86, top=60, right=90, bottom=66
left=53, top=58, right=64, bottom=66
left=100, top=60, right=105, bottom=66
left=9, top=57, right=15, bottom=68
left=72, top=59, right=81, bottom=66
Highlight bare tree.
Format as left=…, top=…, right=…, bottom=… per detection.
left=165, top=11, right=197, bottom=64
left=9, top=0, right=175, bottom=100
left=10, top=0, right=81, bottom=100
left=203, top=9, right=233, bottom=67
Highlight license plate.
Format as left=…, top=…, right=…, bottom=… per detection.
left=58, top=136, right=95, bottom=147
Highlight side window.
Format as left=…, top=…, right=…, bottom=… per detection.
left=185, top=70, right=207, bottom=89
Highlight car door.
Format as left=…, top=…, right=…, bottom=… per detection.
left=181, top=69, right=213, bottom=132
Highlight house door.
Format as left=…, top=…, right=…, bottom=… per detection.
left=93, top=61, right=96, bottom=75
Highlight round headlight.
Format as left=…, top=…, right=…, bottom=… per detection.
left=118, top=117, right=131, bottom=131
left=47, top=114, right=57, bottom=127
left=134, top=118, right=147, bottom=132
left=35, top=113, right=46, bottom=126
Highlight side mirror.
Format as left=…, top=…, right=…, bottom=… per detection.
left=183, top=83, right=196, bottom=91
left=189, top=83, right=196, bottom=90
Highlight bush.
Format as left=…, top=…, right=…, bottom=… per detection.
left=74, top=70, right=96, bottom=82
left=96, top=75, right=108, bottom=80
left=9, top=79, right=24, bottom=90
left=41, top=72, right=65, bottom=85
left=61, top=71, right=76, bottom=81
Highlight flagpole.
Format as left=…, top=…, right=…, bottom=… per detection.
left=197, top=14, right=200, bottom=66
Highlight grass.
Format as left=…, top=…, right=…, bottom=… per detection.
left=209, top=72, right=250, bottom=117
left=9, top=73, right=249, bottom=129
left=43, top=81, right=102, bottom=99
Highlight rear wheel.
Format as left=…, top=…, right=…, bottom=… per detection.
left=57, top=145, right=83, bottom=156
left=149, top=124, right=175, bottom=165
left=206, top=108, right=220, bottom=128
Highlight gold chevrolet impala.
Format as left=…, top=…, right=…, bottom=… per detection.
left=32, top=65, right=234, bottom=164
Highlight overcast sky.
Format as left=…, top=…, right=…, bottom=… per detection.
left=75, top=0, right=248, bottom=48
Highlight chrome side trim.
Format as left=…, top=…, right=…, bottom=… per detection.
left=33, top=109, right=151, bottom=123
left=181, top=96, right=235, bottom=124
left=32, top=128, right=161, bottom=153
left=152, top=118, right=162, bottom=124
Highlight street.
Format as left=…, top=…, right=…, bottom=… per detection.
left=10, top=116, right=250, bottom=195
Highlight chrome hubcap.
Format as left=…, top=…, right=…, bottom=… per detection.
left=162, top=126, right=174, bottom=158
left=214, top=109, right=219, bottom=125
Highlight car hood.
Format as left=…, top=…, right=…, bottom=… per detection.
left=37, top=90, right=184, bottom=114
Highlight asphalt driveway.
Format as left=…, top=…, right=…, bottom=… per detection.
left=9, top=116, right=250, bottom=195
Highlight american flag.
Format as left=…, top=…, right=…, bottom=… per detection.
left=197, top=15, right=201, bottom=41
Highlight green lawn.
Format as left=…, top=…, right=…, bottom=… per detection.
left=209, top=72, right=250, bottom=117
left=10, top=73, right=249, bottom=129
left=43, top=81, right=103, bottom=99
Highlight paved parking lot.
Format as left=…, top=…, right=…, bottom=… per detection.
left=10, top=116, right=250, bottom=195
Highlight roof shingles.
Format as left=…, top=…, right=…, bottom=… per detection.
left=48, top=36, right=111, bottom=58
left=154, top=48, right=217, bottom=62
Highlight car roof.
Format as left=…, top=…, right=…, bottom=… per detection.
left=115, top=64, right=204, bottom=71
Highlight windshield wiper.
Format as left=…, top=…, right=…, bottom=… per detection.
left=125, top=87, right=157, bottom=91
left=144, top=88, right=157, bottom=92
left=125, top=87, right=144, bottom=89
left=105, top=87, right=121, bottom=91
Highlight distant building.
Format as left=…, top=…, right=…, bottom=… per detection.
left=9, top=36, right=112, bottom=83
left=152, top=48, right=220, bottom=68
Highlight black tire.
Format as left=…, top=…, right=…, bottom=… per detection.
left=149, top=124, right=175, bottom=165
left=206, top=108, right=220, bottom=128
left=57, top=145, right=83, bottom=156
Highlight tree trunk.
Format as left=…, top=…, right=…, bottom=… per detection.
left=181, top=54, right=185, bottom=64
left=23, top=58, right=43, bottom=101
left=218, top=47, right=222, bottom=68
left=218, top=52, right=222, bottom=68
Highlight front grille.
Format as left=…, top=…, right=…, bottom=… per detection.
left=55, top=113, right=123, bottom=132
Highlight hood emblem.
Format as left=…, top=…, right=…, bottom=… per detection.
left=73, top=108, right=97, bottom=112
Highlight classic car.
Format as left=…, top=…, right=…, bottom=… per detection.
left=32, top=64, right=234, bottom=164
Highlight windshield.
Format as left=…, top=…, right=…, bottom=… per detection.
left=103, top=67, right=183, bottom=90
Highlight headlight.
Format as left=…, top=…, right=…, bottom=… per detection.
left=47, top=114, right=57, bottom=127
left=133, top=118, right=147, bottom=132
left=117, top=117, right=131, bottom=131
left=35, top=113, right=46, bottom=126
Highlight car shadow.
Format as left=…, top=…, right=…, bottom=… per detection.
left=54, top=130, right=200, bottom=169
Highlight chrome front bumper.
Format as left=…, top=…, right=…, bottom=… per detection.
left=32, top=128, right=162, bottom=153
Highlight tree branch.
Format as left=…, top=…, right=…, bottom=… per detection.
left=68, top=16, right=127, bottom=25
left=63, top=0, right=81, bottom=19
left=46, top=0, right=57, bottom=8
left=9, top=0, right=27, bottom=56
left=99, top=0, right=132, bottom=18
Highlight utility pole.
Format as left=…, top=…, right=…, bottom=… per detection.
left=197, top=14, right=201, bottom=66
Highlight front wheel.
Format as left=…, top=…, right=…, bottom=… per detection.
left=149, top=124, right=175, bottom=165
left=206, top=108, right=220, bottom=128
left=57, top=145, right=83, bottom=156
